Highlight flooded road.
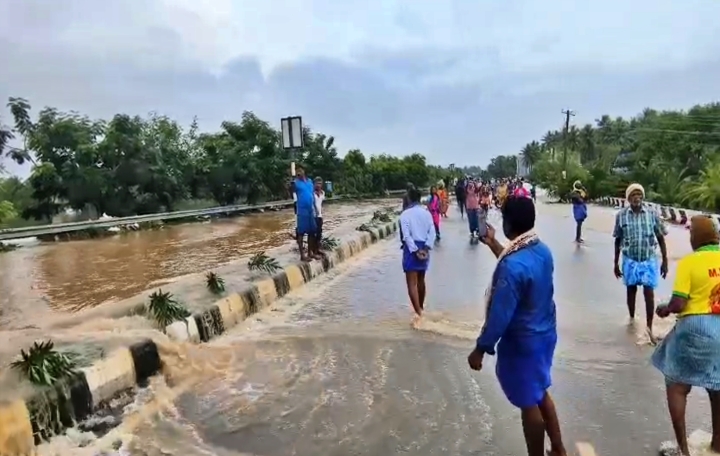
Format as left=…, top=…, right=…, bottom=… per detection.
left=59, top=201, right=707, bottom=456
left=0, top=201, right=382, bottom=319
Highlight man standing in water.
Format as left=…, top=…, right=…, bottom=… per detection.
left=312, top=176, right=326, bottom=257
left=400, top=187, right=436, bottom=328
left=468, top=196, right=567, bottom=456
left=293, top=164, right=320, bottom=261
left=613, top=183, right=668, bottom=343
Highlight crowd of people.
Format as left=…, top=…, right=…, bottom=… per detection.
left=398, top=179, right=720, bottom=456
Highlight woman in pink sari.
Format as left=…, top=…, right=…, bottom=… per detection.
left=428, top=186, right=442, bottom=240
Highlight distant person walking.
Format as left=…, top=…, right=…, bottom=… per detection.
left=465, top=180, right=481, bottom=238
left=652, top=215, right=720, bottom=456
left=427, top=186, right=442, bottom=240
left=571, top=181, right=587, bottom=243
left=468, top=196, right=567, bottom=456
left=455, top=178, right=467, bottom=219
left=613, top=183, right=668, bottom=343
left=400, top=187, right=436, bottom=328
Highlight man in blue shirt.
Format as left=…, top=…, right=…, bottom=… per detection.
left=468, top=196, right=567, bottom=456
left=292, top=165, right=319, bottom=261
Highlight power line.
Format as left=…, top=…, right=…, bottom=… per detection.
left=561, top=109, right=576, bottom=170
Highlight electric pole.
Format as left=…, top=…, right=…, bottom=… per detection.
left=561, top=109, right=575, bottom=177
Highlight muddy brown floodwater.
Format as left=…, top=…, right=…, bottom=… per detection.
left=0, top=201, right=384, bottom=322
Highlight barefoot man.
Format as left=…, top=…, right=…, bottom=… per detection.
left=468, top=196, right=567, bottom=456
left=400, top=187, right=435, bottom=327
left=613, top=183, right=668, bottom=342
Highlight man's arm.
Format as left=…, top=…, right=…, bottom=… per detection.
left=400, top=215, right=418, bottom=252
left=653, top=212, right=669, bottom=264
left=613, top=213, right=623, bottom=265
left=476, top=262, right=520, bottom=355
left=425, top=211, right=436, bottom=247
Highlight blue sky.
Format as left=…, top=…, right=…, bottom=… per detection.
left=1, top=0, right=719, bottom=176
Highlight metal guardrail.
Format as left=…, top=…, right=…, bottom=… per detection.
left=0, top=191, right=408, bottom=241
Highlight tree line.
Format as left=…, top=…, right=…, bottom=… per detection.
left=514, top=102, right=720, bottom=211
left=0, top=98, right=460, bottom=227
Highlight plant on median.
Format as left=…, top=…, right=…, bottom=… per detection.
left=205, top=272, right=225, bottom=295
left=320, top=236, right=339, bottom=250
left=147, top=289, right=191, bottom=328
left=10, top=340, right=79, bottom=387
left=356, top=223, right=372, bottom=232
left=248, top=251, right=281, bottom=274
left=371, top=210, right=392, bottom=223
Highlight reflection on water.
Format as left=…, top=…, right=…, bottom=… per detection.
left=0, top=203, right=381, bottom=315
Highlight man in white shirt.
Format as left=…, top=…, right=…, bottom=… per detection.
left=312, top=177, right=326, bottom=258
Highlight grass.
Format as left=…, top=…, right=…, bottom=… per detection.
left=147, top=289, right=191, bottom=328
left=10, top=340, right=79, bottom=387
left=205, top=272, right=226, bottom=295
left=320, top=236, right=339, bottom=250
left=248, top=251, right=281, bottom=274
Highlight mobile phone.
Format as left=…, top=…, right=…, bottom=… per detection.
left=477, top=210, right=488, bottom=238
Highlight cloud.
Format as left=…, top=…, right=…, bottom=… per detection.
left=1, top=0, right=719, bottom=176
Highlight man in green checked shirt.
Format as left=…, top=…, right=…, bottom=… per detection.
left=613, top=183, right=669, bottom=344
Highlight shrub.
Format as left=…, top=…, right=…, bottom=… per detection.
left=147, top=289, right=191, bottom=328
left=248, top=252, right=281, bottom=274
left=205, top=272, right=225, bottom=295
left=10, top=340, right=78, bottom=387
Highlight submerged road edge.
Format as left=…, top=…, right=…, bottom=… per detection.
left=0, top=220, right=399, bottom=454
left=164, top=219, right=399, bottom=343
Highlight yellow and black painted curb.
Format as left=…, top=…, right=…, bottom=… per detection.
left=0, top=339, right=161, bottom=453
left=164, top=219, right=399, bottom=343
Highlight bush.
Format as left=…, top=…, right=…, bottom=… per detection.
left=147, top=290, right=191, bottom=328
left=10, top=340, right=78, bottom=386
left=205, top=272, right=225, bottom=295
left=248, top=252, right=281, bottom=274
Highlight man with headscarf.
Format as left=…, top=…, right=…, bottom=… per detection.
left=653, top=215, right=720, bottom=456
left=613, top=183, right=669, bottom=343
left=571, top=181, right=588, bottom=243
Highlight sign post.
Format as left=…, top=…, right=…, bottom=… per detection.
left=281, top=116, right=303, bottom=177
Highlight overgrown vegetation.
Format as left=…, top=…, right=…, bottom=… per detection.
left=501, top=102, right=720, bottom=210
left=205, top=272, right=225, bottom=295
left=320, top=236, right=339, bottom=250
left=0, top=97, right=461, bottom=227
left=146, top=289, right=191, bottom=328
left=10, top=340, right=78, bottom=387
left=248, top=252, right=281, bottom=274
left=371, top=210, right=392, bottom=223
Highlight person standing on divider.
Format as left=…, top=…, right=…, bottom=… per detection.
left=427, top=186, right=442, bottom=240
left=400, top=187, right=436, bottom=329
left=312, top=176, right=326, bottom=258
left=613, top=183, right=668, bottom=343
left=571, top=181, right=588, bottom=243
left=652, top=215, right=720, bottom=456
left=293, top=164, right=320, bottom=262
left=468, top=196, right=567, bottom=456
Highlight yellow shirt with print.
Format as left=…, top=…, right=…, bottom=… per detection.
left=497, top=184, right=508, bottom=203
left=673, top=245, right=720, bottom=317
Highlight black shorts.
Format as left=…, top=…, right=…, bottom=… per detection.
left=315, top=217, right=323, bottom=241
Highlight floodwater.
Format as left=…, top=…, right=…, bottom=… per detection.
left=36, top=200, right=712, bottom=456
left=0, top=201, right=383, bottom=321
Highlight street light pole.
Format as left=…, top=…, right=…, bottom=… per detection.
left=561, top=109, right=575, bottom=179
left=281, top=116, right=303, bottom=177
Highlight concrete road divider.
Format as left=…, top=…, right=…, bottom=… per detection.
left=0, top=219, right=399, bottom=453
left=0, top=339, right=161, bottom=453
left=165, top=219, right=399, bottom=343
left=596, top=196, right=718, bottom=228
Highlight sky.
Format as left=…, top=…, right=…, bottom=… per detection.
left=1, top=0, right=719, bottom=176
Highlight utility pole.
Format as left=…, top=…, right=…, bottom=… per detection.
left=561, top=109, right=575, bottom=178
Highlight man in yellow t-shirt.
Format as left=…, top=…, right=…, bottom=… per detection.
left=497, top=181, right=508, bottom=207
left=665, top=244, right=720, bottom=317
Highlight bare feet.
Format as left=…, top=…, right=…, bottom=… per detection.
left=411, top=314, right=422, bottom=329
left=646, top=327, right=657, bottom=346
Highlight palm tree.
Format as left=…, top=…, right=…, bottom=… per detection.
left=680, top=161, right=720, bottom=211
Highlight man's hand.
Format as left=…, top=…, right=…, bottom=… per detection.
left=467, top=348, right=484, bottom=371
left=660, top=259, right=668, bottom=279
left=479, top=224, right=496, bottom=245
left=656, top=305, right=672, bottom=318
left=415, top=249, right=429, bottom=260
left=613, top=263, right=623, bottom=279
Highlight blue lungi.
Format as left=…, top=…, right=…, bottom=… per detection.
left=496, top=332, right=557, bottom=408
left=402, top=240, right=430, bottom=273
left=296, top=211, right=317, bottom=236
left=622, top=255, right=659, bottom=289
